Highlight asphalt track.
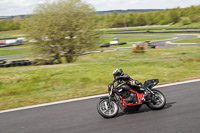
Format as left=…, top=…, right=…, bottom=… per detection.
left=0, top=54, right=29, bottom=60
left=102, top=34, right=200, bottom=47
left=0, top=81, right=200, bottom=133
left=98, top=34, right=200, bottom=52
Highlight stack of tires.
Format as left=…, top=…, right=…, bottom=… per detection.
left=0, top=59, right=31, bottom=67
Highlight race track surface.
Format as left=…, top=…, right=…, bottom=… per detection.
left=103, top=34, right=200, bottom=46
left=0, top=81, right=200, bottom=133
left=0, top=54, right=29, bottom=60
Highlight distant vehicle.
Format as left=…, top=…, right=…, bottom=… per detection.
left=0, top=41, right=6, bottom=47
left=110, top=38, right=119, bottom=45
left=0, top=38, right=25, bottom=47
left=6, top=39, right=18, bottom=46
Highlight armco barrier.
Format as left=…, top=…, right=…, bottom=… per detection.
left=108, top=30, right=200, bottom=34
left=0, top=59, right=32, bottom=67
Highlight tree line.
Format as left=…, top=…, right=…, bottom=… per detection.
left=0, top=16, right=22, bottom=31
left=97, top=5, right=200, bottom=27
left=0, top=5, right=200, bottom=32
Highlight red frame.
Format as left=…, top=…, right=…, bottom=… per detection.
left=120, top=89, right=143, bottom=108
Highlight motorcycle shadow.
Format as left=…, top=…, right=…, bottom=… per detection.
left=116, top=102, right=176, bottom=117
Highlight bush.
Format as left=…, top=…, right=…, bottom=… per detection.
left=179, top=17, right=191, bottom=26
left=132, top=44, right=145, bottom=53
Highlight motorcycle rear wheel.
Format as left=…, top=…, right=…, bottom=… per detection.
left=146, top=89, right=166, bottom=110
left=97, top=99, right=119, bottom=118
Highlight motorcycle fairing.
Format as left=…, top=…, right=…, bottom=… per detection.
left=120, top=89, right=143, bottom=108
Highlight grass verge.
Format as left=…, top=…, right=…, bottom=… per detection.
left=0, top=30, right=24, bottom=37
left=0, top=48, right=30, bottom=57
left=172, top=38, right=200, bottom=43
left=0, top=46, right=200, bottom=110
left=106, top=23, right=200, bottom=32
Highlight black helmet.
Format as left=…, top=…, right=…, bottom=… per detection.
left=113, top=68, right=124, bottom=79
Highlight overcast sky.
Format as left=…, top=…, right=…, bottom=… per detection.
left=0, top=0, right=199, bottom=16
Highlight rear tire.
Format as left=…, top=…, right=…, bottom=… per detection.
left=146, top=89, right=166, bottom=110
left=97, top=99, right=119, bottom=118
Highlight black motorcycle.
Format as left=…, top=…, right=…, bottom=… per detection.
left=97, top=79, right=166, bottom=118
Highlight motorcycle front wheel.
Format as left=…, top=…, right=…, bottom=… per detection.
left=97, top=99, right=119, bottom=118
left=146, top=89, right=166, bottom=110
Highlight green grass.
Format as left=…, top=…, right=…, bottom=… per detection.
left=172, top=38, right=200, bottom=43
left=0, top=44, right=30, bottom=49
left=0, top=30, right=24, bottom=37
left=0, top=30, right=26, bottom=42
left=0, top=48, right=30, bottom=57
left=173, top=22, right=200, bottom=28
left=107, top=23, right=200, bottom=32
left=0, top=37, right=18, bottom=40
left=0, top=46, right=200, bottom=110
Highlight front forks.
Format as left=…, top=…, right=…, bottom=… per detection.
left=143, top=87, right=157, bottom=103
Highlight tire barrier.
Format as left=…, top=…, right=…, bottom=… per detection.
left=0, top=58, right=57, bottom=68
left=100, top=42, right=126, bottom=48
left=108, top=30, right=200, bottom=34
left=0, top=59, right=32, bottom=67
left=107, top=28, right=200, bottom=33
left=100, top=43, right=110, bottom=47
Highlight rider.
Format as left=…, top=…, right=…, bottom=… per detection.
left=113, top=68, right=143, bottom=103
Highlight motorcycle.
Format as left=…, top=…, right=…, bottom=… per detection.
left=97, top=79, right=166, bottom=118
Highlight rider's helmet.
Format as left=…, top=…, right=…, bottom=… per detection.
left=113, top=68, right=124, bottom=80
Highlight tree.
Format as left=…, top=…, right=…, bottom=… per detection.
left=179, top=17, right=191, bottom=25
left=135, top=14, right=146, bottom=26
left=126, top=13, right=135, bottom=26
left=168, top=10, right=179, bottom=24
left=112, top=14, right=127, bottom=27
left=144, top=12, right=154, bottom=25
left=13, top=16, right=22, bottom=23
left=0, top=20, right=20, bottom=31
left=23, top=0, right=101, bottom=63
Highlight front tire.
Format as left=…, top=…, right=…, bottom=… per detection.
left=97, top=99, right=119, bottom=118
left=146, top=89, right=166, bottom=110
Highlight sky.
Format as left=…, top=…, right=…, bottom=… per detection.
left=0, top=0, right=199, bottom=16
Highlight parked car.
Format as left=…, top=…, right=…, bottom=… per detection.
left=0, top=41, right=6, bottom=47
left=0, top=38, right=25, bottom=47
